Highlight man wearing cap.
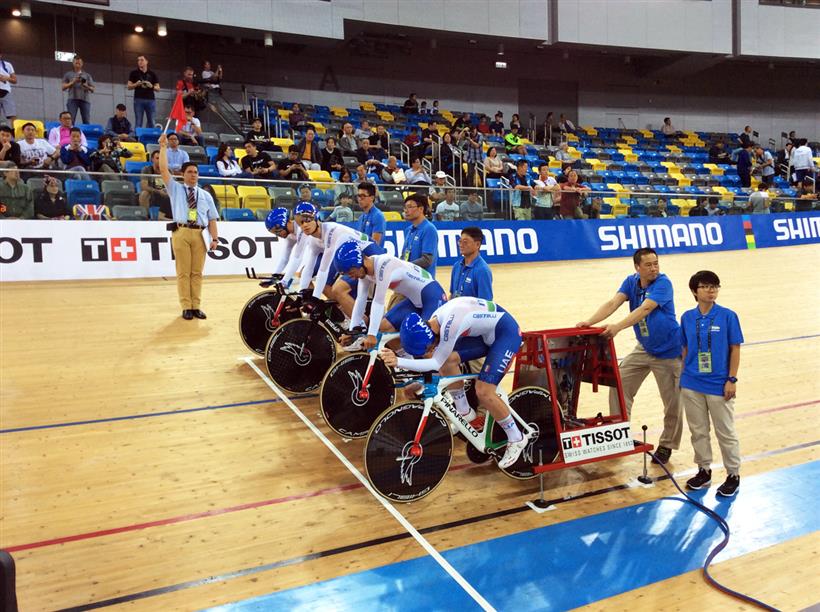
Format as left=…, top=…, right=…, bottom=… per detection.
left=429, top=170, right=448, bottom=206
left=158, top=132, right=219, bottom=320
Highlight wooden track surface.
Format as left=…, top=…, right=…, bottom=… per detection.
left=1, top=245, right=818, bottom=610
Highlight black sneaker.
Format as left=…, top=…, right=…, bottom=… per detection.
left=686, top=468, right=712, bottom=490
left=717, top=474, right=740, bottom=497
left=651, top=446, right=672, bottom=465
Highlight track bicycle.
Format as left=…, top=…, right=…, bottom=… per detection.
left=238, top=270, right=302, bottom=355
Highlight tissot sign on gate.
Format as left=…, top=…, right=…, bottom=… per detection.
left=1, top=213, right=817, bottom=281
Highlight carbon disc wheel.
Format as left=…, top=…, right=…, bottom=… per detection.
left=492, top=387, right=558, bottom=480
left=238, top=291, right=300, bottom=355
left=265, top=318, right=336, bottom=394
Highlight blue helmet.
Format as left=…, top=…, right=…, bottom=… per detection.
left=294, top=202, right=317, bottom=218
left=265, top=207, right=289, bottom=231
left=400, top=313, right=436, bottom=357
left=334, top=240, right=364, bottom=274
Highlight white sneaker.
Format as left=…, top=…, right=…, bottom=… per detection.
left=497, top=437, right=528, bottom=469
left=342, top=336, right=366, bottom=352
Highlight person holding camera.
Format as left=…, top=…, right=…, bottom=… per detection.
left=62, top=56, right=95, bottom=125
left=127, top=55, right=160, bottom=128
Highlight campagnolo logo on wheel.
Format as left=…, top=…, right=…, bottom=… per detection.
left=280, top=341, right=312, bottom=366
left=261, top=303, right=278, bottom=332
left=560, top=422, right=632, bottom=463
left=396, top=441, right=421, bottom=486
left=522, top=423, right=540, bottom=464
left=347, top=370, right=369, bottom=406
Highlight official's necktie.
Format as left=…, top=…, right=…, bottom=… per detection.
left=187, top=187, right=196, bottom=208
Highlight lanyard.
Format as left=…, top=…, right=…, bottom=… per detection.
left=455, top=260, right=471, bottom=296
left=696, top=315, right=715, bottom=353
left=403, top=225, right=417, bottom=257
left=635, top=282, right=648, bottom=305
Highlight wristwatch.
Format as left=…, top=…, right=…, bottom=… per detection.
left=727, top=376, right=738, bottom=383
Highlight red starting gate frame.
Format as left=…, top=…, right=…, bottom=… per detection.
left=511, top=327, right=653, bottom=474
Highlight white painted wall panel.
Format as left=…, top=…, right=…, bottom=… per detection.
left=740, top=0, right=820, bottom=59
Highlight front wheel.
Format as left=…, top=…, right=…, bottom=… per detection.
left=492, top=387, right=558, bottom=480
left=320, top=354, right=396, bottom=438
left=238, top=290, right=301, bottom=355
left=364, top=402, right=453, bottom=503
left=265, top=318, right=336, bottom=394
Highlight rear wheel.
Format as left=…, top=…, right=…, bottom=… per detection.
left=320, top=354, right=395, bottom=438
left=239, top=291, right=301, bottom=355
left=364, top=402, right=453, bottom=503
left=265, top=318, right=336, bottom=394
left=492, top=387, right=558, bottom=480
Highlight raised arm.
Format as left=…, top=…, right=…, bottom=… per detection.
left=157, top=133, right=173, bottom=186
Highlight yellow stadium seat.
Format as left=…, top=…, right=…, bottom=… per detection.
left=566, top=133, right=579, bottom=142
left=670, top=174, right=691, bottom=187
left=384, top=211, right=403, bottom=222
left=234, top=148, right=247, bottom=161
left=599, top=214, right=616, bottom=219
left=660, top=161, right=677, bottom=170
left=272, top=137, right=294, bottom=150
left=548, top=159, right=563, bottom=170
left=307, top=170, right=332, bottom=183
left=211, top=184, right=240, bottom=208
left=359, top=102, right=376, bottom=112
left=330, top=107, right=348, bottom=117
left=277, top=109, right=291, bottom=121
left=603, top=197, right=623, bottom=208
left=581, top=126, right=597, bottom=136
left=311, top=122, right=327, bottom=134
left=612, top=203, right=629, bottom=217
left=14, top=119, right=45, bottom=139
left=666, top=145, right=681, bottom=153
left=639, top=129, right=654, bottom=138
left=119, top=141, right=146, bottom=166
left=237, top=186, right=271, bottom=210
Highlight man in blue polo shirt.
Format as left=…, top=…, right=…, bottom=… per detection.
left=450, top=226, right=493, bottom=300
left=400, top=192, right=438, bottom=276
left=680, top=270, right=743, bottom=497
left=576, top=248, right=683, bottom=465
left=331, top=181, right=387, bottom=314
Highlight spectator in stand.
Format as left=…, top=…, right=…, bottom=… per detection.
left=463, top=125, right=484, bottom=187
left=105, top=104, right=135, bottom=141
left=688, top=197, right=709, bottom=217
left=796, top=177, right=817, bottom=211
left=48, top=111, right=88, bottom=148
left=509, top=159, right=534, bottom=220
left=559, top=169, right=590, bottom=219
left=241, top=141, right=278, bottom=179
left=215, top=143, right=246, bottom=178
left=706, top=199, right=724, bottom=216
left=0, top=125, right=21, bottom=166
left=509, top=113, right=522, bottom=132
left=533, top=163, right=559, bottom=220
left=178, top=107, right=202, bottom=146
left=19, top=123, right=59, bottom=171
left=419, top=100, right=429, bottom=115
left=460, top=191, right=484, bottom=221
left=62, top=56, right=95, bottom=124
left=321, top=136, right=344, bottom=174
left=489, top=113, right=504, bottom=137
left=0, top=164, right=33, bottom=218
left=736, top=141, right=753, bottom=188
left=402, top=93, right=419, bottom=115
left=334, top=167, right=356, bottom=200
left=326, top=193, right=354, bottom=222
left=200, top=61, right=222, bottom=94
left=418, top=119, right=439, bottom=158
left=0, top=53, right=18, bottom=123
left=127, top=54, right=160, bottom=128
left=584, top=196, right=602, bottom=219
left=450, top=226, right=492, bottom=300
left=484, top=146, right=504, bottom=179
left=648, top=198, right=670, bottom=218
left=176, top=66, right=206, bottom=113
left=60, top=127, right=93, bottom=180
left=708, top=140, right=731, bottom=165
left=555, top=141, right=575, bottom=172
left=372, top=155, right=403, bottom=184
left=34, top=175, right=70, bottom=219
left=776, top=142, right=793, bottom=179
left=90, top=134, right=131, bottom=177
left=738, top=125, right=753, bottom=148
left=164, top=133, right=189, bottom=174
left=355, top=120, right=372, bottom=143
left=368, top=124, right=389, bottom=153
left=354, top=163, right=375, bottom=186
left=749, top=182, right=770, bottom=214
left=355, top=138, right=379, bottom=167
left=559, top=113, right=576, bottom=135
left=431, top=100, right=440, bottom=115
left=405, top=157, right=431, bottom=185
left=403, top=126, right=420, bottom=148
left=278, top=145, right=309, bottom=182
left=791, top=138, right=816, bottom=185
left=438, top=131, right=458, bottom=178
left=245, top=117, right=279, bottom=152
left=296, top=127, right=321, bottom=171
left=139, top=150, right=170, bottom=215
left=338, top=122, right=357, bottom=153
left=297, top=185, right=313, bottom=204
left=429, top=171, right=448, bottom=205
left=504, top=125, right=522, bottom=154
left=661, top=117, right=677, bottom=137
left=288, top=103, right=306, bottom=132
left=543, top=112, right=556, bottom=145
left=453, top=112, right=472, bottom=130
left=477, top=115, right=490, bottom=135
left=435, top=188, right=460, bottom=221
left=753, top=144, right=775, bottom=184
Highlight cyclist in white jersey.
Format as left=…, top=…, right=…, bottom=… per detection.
left=380, top=297, right=529, bottom=468
left=334, top=241, right=447, bottom=350
left=262, top=208, right=299, bottom=280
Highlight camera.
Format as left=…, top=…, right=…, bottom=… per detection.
left=80, top=77, right=87, bottom=84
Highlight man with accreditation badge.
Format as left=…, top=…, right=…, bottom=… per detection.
left=158, top=132, right=219, bottom=320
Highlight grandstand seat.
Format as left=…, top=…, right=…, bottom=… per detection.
left=380, top=190, right=405, bottom=210
left=272, top=137, right=294, bottom=150
left=112, top=205, right=149, bottom=220
left=219, top=133, right=244, bottom=146
left=628, top=204, right=647, bottom=217
left=124, top=161, right=151, bottom=188
left=221, top=208, right=256, bottom=221
left=101, top=180, right=136, bottom=207
left=78, top=123, right=104, bottom=139
left=237, top=186, right=271, bottom=210
left=65, top=179, right=101, bottom=207
left=13, top=119, right=45, bottom=139
left=136, top=127, right=162, bottom=145
left=612, top=203, right=629, bottom=217
left=119, top=141, right=147, bottom=165
left=307, top=169, right=333, bottom=184
left=26, top=177, right=62, bottom=193
left=181, top=145, right=209, bottom=164
left=310, top=188, right=331, bottom=206
left=148, top=206, right=160, bottom=220
left=200, top=132, right=219, bottom=147
left=211, top=184, right=240, bottom=208
left=268, top=187, right=297, bottom=206
left=197, top=165, right=219, bottom=178
left=383, top=211, right=403, bottom=221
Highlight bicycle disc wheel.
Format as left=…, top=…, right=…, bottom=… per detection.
left=320, top=354, right=395, bottom=439
left=238, top=291, right=301, bottom=355
left=265, top=319, right=336, bottom=394
left=364, top=402, right=453, bottom=503
left=492, top=386, right=558, bottom=480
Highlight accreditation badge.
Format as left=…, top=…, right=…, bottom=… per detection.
left=187, top=208, right=197, bottom=222
left=638, top=319, right=649, bottom=337
left=698, top=351, right=712, bottom=373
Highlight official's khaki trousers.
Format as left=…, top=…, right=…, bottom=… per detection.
left=171, top=227, right=206, bottom=310
left=681, top=387, right=741, bottom=475
left=609, top=343, right=683, bottom=449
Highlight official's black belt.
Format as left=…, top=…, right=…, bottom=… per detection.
left=170, top=222, right=205, bottom=230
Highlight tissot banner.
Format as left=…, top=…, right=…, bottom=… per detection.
left=1, top=212, right=817, bottom=282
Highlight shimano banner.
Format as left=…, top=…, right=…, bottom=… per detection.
left=1, top=212, right=817, bottom=281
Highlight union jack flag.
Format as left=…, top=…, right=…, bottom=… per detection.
left=73, top=204, right=110, bottom=220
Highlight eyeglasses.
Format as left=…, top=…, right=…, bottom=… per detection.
left=357, top=193, right=373, bottom=199
left=697, top=284, right=720, bottom=290
left=403, top=204, right=419, bottom=209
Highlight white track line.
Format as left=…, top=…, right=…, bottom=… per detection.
left=243, top=356, right=495, bottom=612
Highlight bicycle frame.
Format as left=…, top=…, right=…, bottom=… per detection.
left=355, top=332, right=400, bottom=401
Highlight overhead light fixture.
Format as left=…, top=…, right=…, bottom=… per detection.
left=497, top=43, right=504, bottom=56
left=54, top=50, right=76, bottom=62
left=20, top=2, right=31, bottom=17
left=495, top=61, right=507, bottom=69
left=134, top=24, right=144, bottom=33
left=12, top=8, right=21, bottom=17
left=264, top=32, right=273, bottom=47
left=94, top=11, right=104, bottom=27
left=157, top=20, right=167, bottom=37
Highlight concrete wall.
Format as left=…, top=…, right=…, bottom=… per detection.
left=739, top=0, right=820, bottom=59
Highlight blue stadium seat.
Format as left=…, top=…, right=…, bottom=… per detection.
left=206, top=146, right=219, bottom=163
left=197, top=165, right=219, bottom=177
left=222, top=208, right=256, bottom=221
left=65, top=179, right=101, bottom=206
left=136, top=127, right=162, bottom=145
left=78, top=123, right=104, bottom=139
left=149, top=206, right=160, bottom=220
left=124, top=161, right=151, bottom=188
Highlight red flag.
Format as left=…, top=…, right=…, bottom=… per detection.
left=168, top=93, right=187, bottom=133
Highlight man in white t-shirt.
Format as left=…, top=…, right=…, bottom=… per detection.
left=18, top=123, right=59, bottom=170
left=435, top=188, right=460, bottom=221
left=533, top=162, right=559, bottom=220
left=178, top=107, right=202, bottom=146
left=0, top=54, right=17, bottom=123
left=790, top=138, right=816, bottom=185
